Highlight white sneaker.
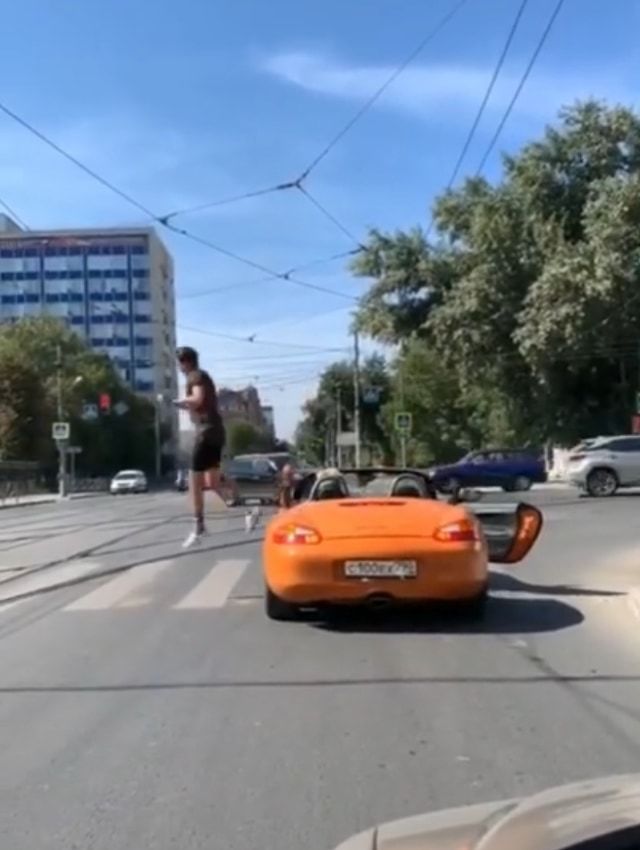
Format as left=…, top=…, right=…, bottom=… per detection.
left=182, top=528, right=206, bottom=549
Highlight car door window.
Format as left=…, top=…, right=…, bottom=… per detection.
left=605, top=438, right=640, bottom=452
left=253, top=459, right=274, bottom=477
left=228, top=460, right=253, bottom=477
left=598, top=437, right=640, bottom=485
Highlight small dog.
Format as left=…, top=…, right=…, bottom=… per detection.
left=244, top=505, right=261, bottom=533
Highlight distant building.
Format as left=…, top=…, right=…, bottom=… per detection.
left=261, top=405, right=275, bottom=435
left=0, top=217, right=178, bottom=462
left=218, top=386, right=267, bottom=430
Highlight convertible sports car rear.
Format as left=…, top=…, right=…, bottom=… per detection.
left=261, top=487, right=542, bottom=621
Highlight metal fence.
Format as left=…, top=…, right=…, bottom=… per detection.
left=0, top=461, right=50, bottom=506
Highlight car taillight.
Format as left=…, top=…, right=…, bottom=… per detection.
left=272, top=524, right=322, bottom=545
left=434, top=518, right=480, bottom=543
left=569, top=453, right=586, bottom=462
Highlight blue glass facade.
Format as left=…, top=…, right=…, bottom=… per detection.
left=0, top=233, right=157, bottom=394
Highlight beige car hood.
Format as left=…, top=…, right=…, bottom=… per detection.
left=334, top=774, right=640, bottom=850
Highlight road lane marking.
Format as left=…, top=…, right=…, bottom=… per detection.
left=173, top=559, right=249, bottom=609
left=0, top=596, right=31, bottom=613
left=64, top=559, right=173, bottom=610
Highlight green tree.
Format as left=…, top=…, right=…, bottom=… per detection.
left=295, top=355, right=393, bottom=464
left=0, top=349, right=50, bottom=462
left=0, top=317, right=157, bottom=473
left=351, top=100, right=640, bottom=446
left=227, top=421, right=272, bottom=456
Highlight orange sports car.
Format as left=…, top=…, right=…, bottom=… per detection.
left=262, top=467, right=542, bottom=621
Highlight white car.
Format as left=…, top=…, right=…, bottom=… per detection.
left=565, top=434, right=640, bottom=496
left=110, top=469, right=148, bottom=495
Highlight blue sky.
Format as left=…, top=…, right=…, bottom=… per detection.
left=2, top=0, right=639, bottom=438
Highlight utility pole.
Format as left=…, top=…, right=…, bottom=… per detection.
left=154, top=393, right=165, bottom=480
left=353, top=328, right=362, bottom=467
left=398, top=341, right=407, bottom=467
left=55, top=345, right=66, bottom=499
left=335, top=388, right=342, bottom=467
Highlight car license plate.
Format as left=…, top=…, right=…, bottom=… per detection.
left=344, top=560, right=417, bottom=578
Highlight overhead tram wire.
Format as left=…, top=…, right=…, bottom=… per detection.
left=156, top=0, right=472, bottom=246
left=425, top=0, right=530, bottom=241
left=0, top=3, right=473, bottom=303
left=0, top=100, right=357, bottom=304
left=176, top=322, right=351, bottom=352
left=179, top=249, right=361, bottom=301
left=296, top=0, right=474, bottom=182
left=159, top=180, right=299, bottom=223
left=295, top=185, right=365, bottom=248
left=474, top=0, right=567, bottom=176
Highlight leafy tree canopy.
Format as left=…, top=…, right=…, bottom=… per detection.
left=349, top=100, right=640, bottom=446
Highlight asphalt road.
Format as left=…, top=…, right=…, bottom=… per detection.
left=1, top=488, right=640, bottom=850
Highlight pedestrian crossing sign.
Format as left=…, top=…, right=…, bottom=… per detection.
left=394, top=412, right=412, bottom=434
left=52, top=422, right=70, bottom=441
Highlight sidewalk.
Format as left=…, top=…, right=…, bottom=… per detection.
left=0, top=492, right=107, bottom=510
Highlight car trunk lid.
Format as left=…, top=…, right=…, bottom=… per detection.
left=297, top=498, right=464, bottom=540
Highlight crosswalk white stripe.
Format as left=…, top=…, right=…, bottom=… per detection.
left=65, top=559, right=173, bottom=610
left=173, top=559, right=249, bottom=610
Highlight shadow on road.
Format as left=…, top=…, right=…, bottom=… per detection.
left=489, top=571, right=623, bottom=597
left=309, top=596, right=584, bottom=635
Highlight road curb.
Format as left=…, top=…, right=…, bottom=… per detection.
left=0, top=492, right=109, bottom=511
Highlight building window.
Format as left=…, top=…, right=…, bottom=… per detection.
left=43, top=255, right=83, bottom=274
left=0, top=255, right=40, bottom=274
left=130, top=253, right=150, bottom=270
left=87, top=253, right=128, bottom=273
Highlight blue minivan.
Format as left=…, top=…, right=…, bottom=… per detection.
left=429, top=448, right=547, bottom=494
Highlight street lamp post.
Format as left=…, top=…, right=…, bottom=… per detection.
left=55, top=346, right=65, bottom=498
left=54, top=344, right=83, bottom=499
left=353, top=328, right=362, bottom=467
left=154, top=393, right=165, bottom=480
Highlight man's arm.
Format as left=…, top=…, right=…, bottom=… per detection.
left=174, top=374, right=205, bottom=410
left=175, top=385, right=204, bottom=410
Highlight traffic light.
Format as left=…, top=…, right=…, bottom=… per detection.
left=99, top=393, right=111, bottom=414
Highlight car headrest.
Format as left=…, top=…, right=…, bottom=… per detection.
left=391, top=474, right=426, bottom=498
left=311, top=475, right=349, bottom=501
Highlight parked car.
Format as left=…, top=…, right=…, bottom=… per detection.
left=566, top=434, right=640, bottom=496
left=222, top=456, right=280, bottom=505
left=110, top=469, right=148, bottom=495
left=429, top=448, right=547, bottom=494
left=175, top=469, right=188, bottom=491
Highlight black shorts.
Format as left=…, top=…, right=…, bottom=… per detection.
left=191, top=429, right=223, bottom=472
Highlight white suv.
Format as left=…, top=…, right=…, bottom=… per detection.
left=566, top=435, right=640, bottom=496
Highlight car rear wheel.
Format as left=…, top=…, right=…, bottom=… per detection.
left=586, top=468, right=618, bottom=497
left=503, top=475, right=532, bottom=492
left=265, top=586, right=300, bottom=621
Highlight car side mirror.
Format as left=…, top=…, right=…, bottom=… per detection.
left=470, top=502, right=543, bottom=563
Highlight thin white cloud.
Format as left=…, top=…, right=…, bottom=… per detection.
left=262, top=51, right=632, bottom=124
left=0, top=112, right=248, bottom=229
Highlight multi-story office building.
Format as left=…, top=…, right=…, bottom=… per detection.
left=0, top=216, right=178, bottom=463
